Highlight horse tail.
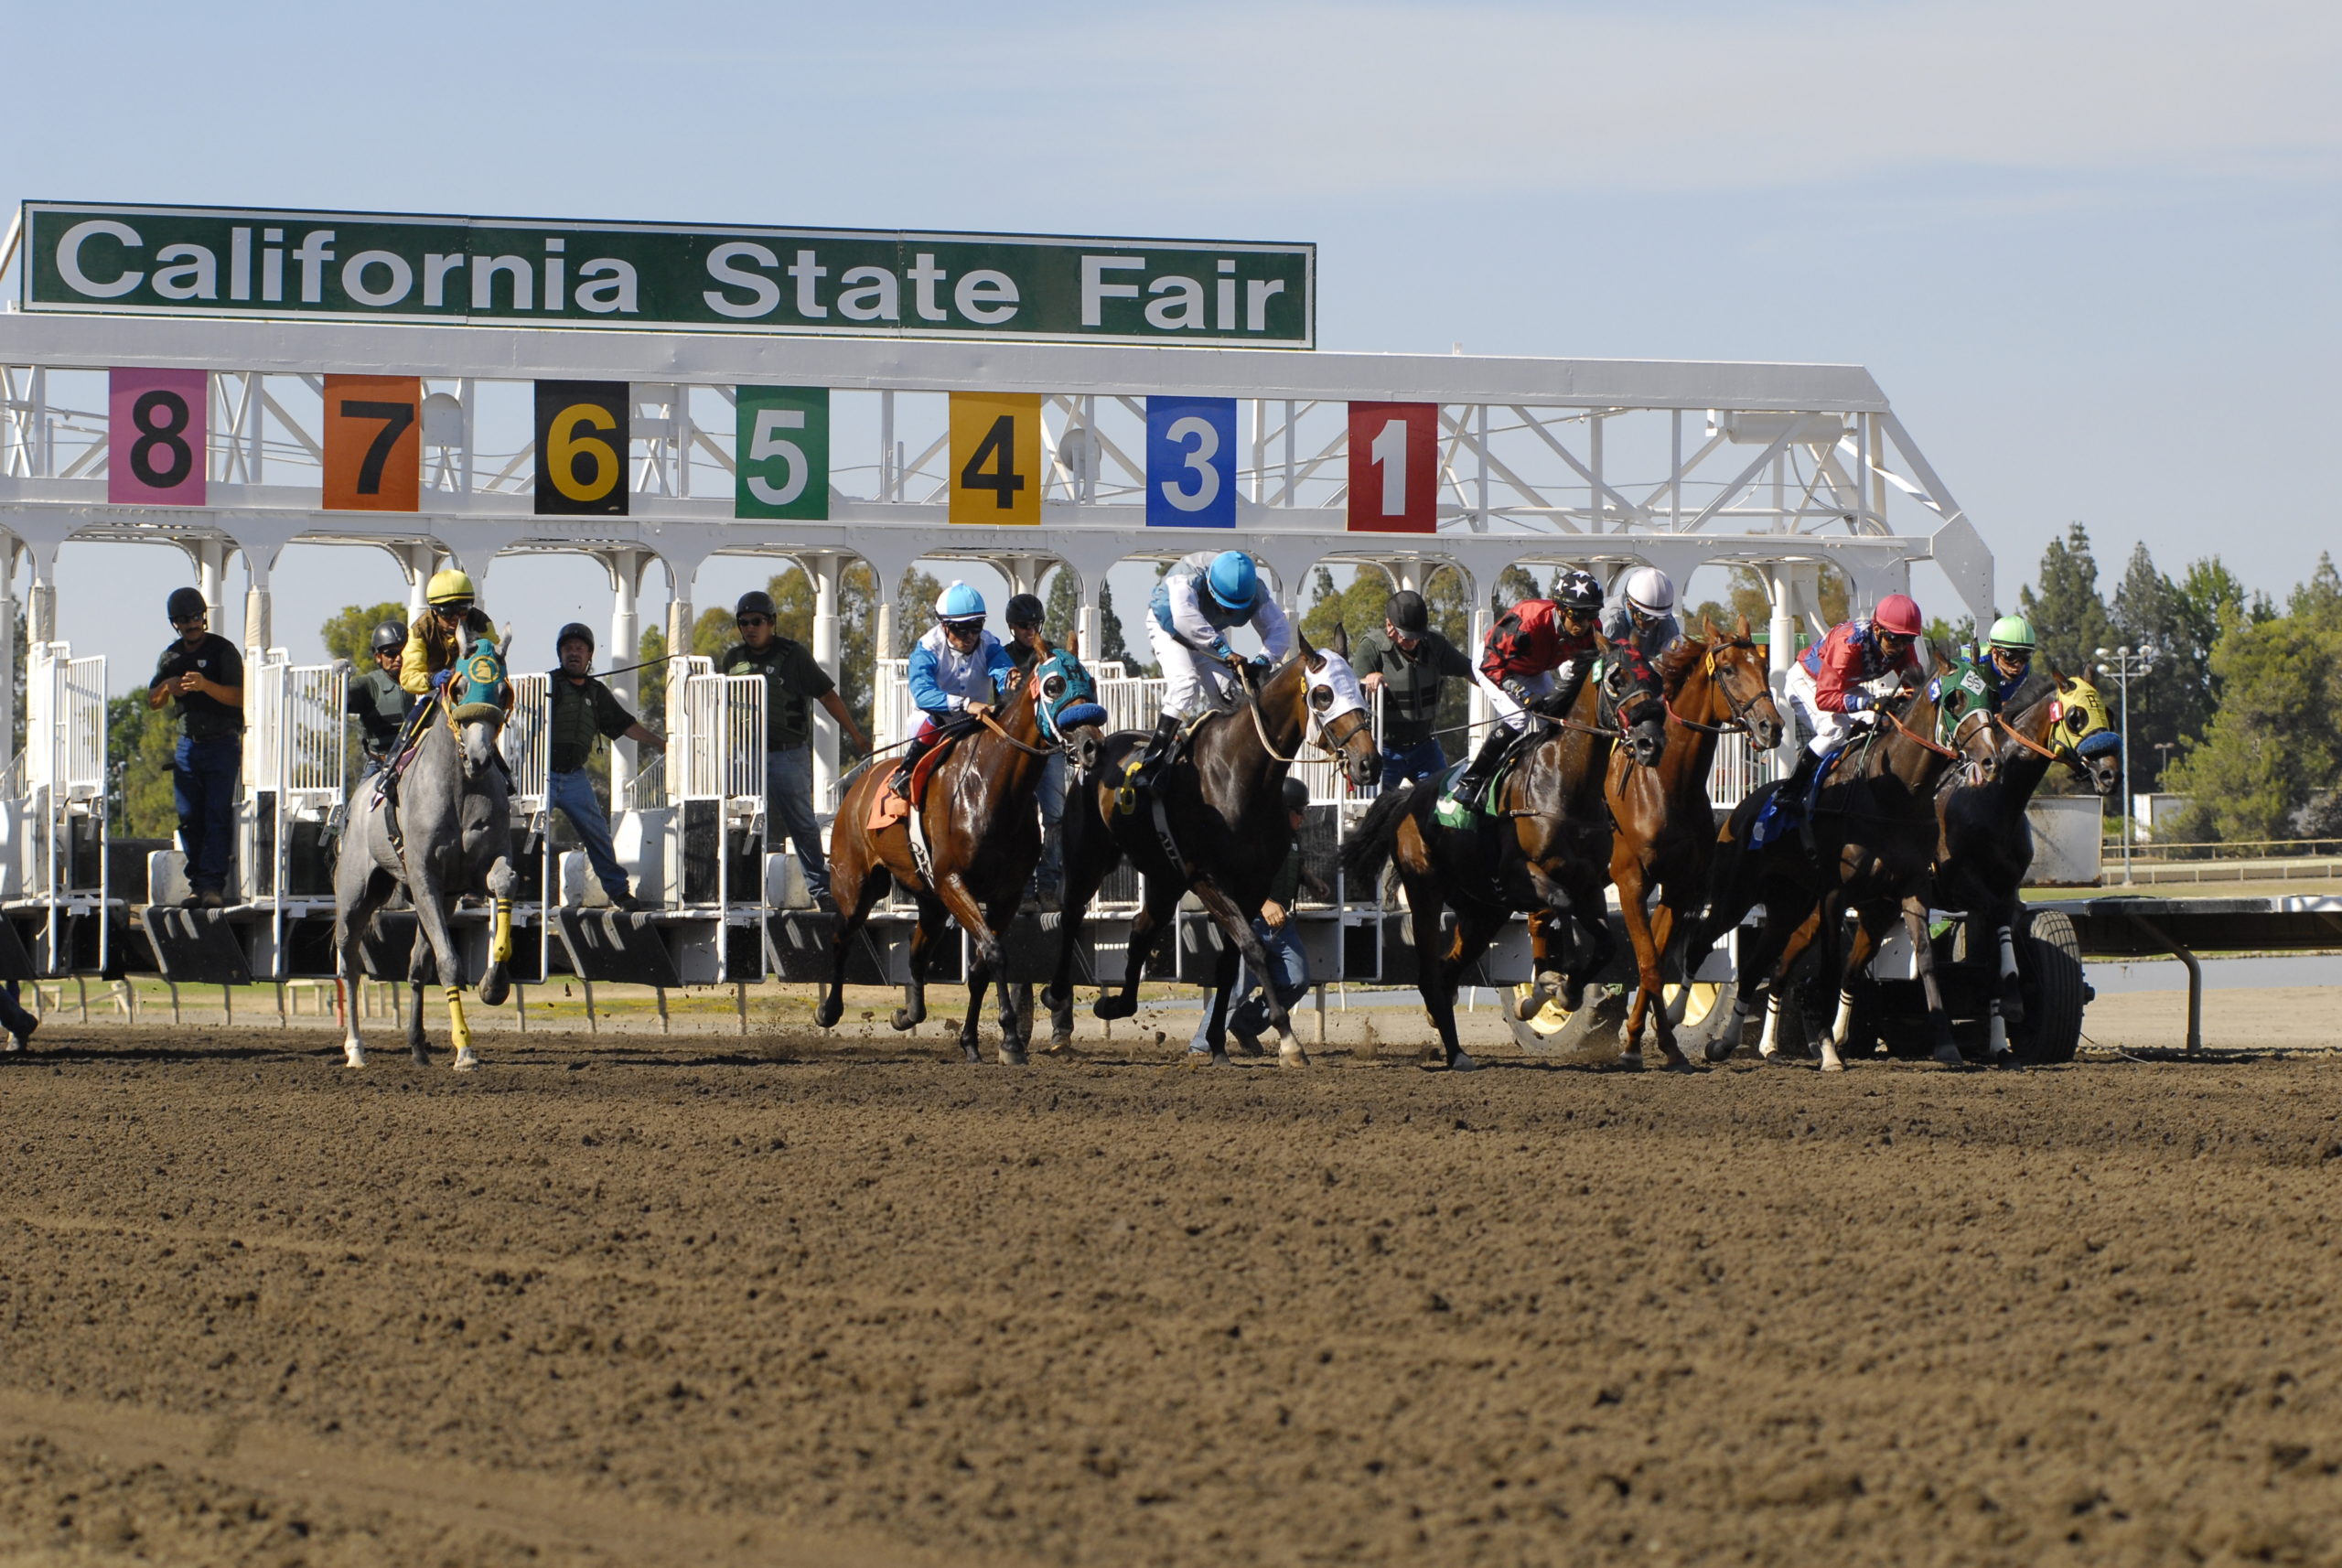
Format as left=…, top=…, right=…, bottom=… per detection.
left=1340, top=783, right=1417, bottom=886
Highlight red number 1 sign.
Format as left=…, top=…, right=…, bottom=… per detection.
left=1346, top=402, right=1436, bottom=533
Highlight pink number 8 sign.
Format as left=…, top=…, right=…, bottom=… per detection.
left=109, top=368, right=208, bottom=506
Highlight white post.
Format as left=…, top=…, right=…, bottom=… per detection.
left=197, top=542, right=225, bottom=624
left=1767, top=565, right=1799, bottom=773
left=811, top=552, right=841, bottom=809
left=607, top=550, right=640, bottom=804
left=1468, top=598, right=1492, bottom=742
left=0, top=545, right=16, bottom=763
left=1077, top=570, right=1100, bottom=662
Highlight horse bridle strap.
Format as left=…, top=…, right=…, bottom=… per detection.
left=1245, top=693, right=1370, bottom=765
left=1881, top=703, right=1961, bottom=760
left=975, top=708, right=1059, bottom=757
left=1669, top=640, right=1767, bottom=734
left=1992, top=710, right=2062, bottom=762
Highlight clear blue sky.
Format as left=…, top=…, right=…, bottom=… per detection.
left=3, top=0, right=2334, bottom=684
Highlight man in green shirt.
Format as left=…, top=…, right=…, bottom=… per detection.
left=1350, top=590, right=1475, bottom=789
left=346, top=619, right=413, bottom=775
left=548, top=623, right=666, bottom=912
left=716, top=590, right=867, bottom=911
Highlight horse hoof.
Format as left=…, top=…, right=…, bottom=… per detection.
left=343, top=1047, right=365, bottom=1069
left=1044, top=1034, right=1076, bottom=1056
left=1821, top=1058, right=1846, bottom=1074
left=451, top=1053, right=479, bottom=1074
left=1703, top=1036, right=1736, bottom=1064
left=1182, top=1050, right=1221, bottom=1069
left=1611, top=1052, right=1645, bottom=1072
left=998, top=1045, right=1028, bottom=1067
left=1560, top=984, right=1588, bottom=1013
left=1933, top=1043, right=1967, bottom=1068
left=1448, top=1051, right=1482, bottom=1073
left=1093, top=993, right=1137, bottom=1022
left=478, top=974, right=510, bottom=1008
left=891, top=1008, right=923, bottom=1032
left=1660, top=1055, right=1700, bottom=1075
left=1278, top=1041, right=1311, bottom=1068
left=960, top=1042, right=982, bottom=1062
left=813, top=998, right=842, bottom=1030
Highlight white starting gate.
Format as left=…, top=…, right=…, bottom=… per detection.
left=10, top=643, right=107, bottom=972
left=238, top=652, right=345, bottom=976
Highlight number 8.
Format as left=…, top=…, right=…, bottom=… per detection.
left=130, top=391, right=194, bottom=490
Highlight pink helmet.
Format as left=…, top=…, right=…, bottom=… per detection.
left=1873, top=593, right=1923, bottom=637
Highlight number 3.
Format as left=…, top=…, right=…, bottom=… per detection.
left=747, top=408, right=808, bottom=507
left=1160, top=414, right=1219, bottom=513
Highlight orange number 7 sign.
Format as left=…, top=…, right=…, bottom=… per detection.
left=323, top=374, right=422, bottom=512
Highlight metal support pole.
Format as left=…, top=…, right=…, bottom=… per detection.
left=607, top=550, right=641, bottom=803
left=2120, top=671, right=2133, bottom=885
left=811, top=552, right=841, bottom=810
left=2124, top=912, right=2201, bottom=1054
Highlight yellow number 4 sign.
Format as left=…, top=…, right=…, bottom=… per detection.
left=948, top=392, right=1040, bottom=525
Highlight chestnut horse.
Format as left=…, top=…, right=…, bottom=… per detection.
left=1604, top=617, right=1785, bottom=1069
left=1341, top=638, right=1666, bottom=1072
left=816, top=646, right=1105, bottom=1063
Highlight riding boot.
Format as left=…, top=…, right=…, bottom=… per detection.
left=888, top=734, right=938, bottom=800
left=1778, top=743, right=1823, bottom=810
left=1451, top=725, right=1514, bottom=811
left=1131, top=713, right=1180, bottom=787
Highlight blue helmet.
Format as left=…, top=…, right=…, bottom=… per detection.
left=1205, top=551, right=1258, bottom=612
left=934, top=581, right=986, bottom=624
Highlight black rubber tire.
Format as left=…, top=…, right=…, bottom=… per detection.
left=2012, top=908, right=2086, bottom=1064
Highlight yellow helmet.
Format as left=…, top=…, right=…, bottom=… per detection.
left=426, top=567, right=477, bottom=605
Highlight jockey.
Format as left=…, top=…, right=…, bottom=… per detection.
left=1129, top=549, right=1294, bottom=787
left=888, top=581, right=1015, bottom=799
left=1601, top=565, right=1681, bottom=662
left=1452, top=569, right=1604, bottom=810
left=1778, top=591, right=1926, bottom=802
left=1980, top=614, right=2036, bottom=705
left=400, top=567, right=499, bottom=697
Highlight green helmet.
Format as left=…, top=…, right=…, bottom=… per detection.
left=1986, top=614, right=2036, bottom=653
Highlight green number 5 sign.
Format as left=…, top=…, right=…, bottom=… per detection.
left=735, top=386, right=829, bottom=520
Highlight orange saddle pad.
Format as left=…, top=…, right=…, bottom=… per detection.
left=865, top=736, right=961, bottom=830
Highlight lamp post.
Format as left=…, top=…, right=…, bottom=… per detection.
left=2095, top=643, right=2157, bottom=883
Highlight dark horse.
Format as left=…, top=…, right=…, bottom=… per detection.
left=1935, top=664, right=2121, bottom=1058
left=816, top=645, right=1105, bottom=1063
left=1341, top=639, right=1668, bottom=1072
left=1043, top=629, right=1380, bottom=1067
left=334, top=671, right=518, bottom=1070
left=1605, top=618, right=1785, bottom=1069
left=1685, top=648, right=1994, bottom=1070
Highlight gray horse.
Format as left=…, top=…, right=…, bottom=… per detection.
left=333, top=687, right=517, bottom=1070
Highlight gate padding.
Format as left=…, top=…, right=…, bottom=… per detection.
left=139, top=907, right=254, bottom=986
left=556, top=910, right=682, bottom=988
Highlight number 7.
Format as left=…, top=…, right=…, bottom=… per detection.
left=339, top=400, right=414, bottom=495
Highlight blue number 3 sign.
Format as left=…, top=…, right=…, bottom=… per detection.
left=1144, top=396, right=1237, bottom=528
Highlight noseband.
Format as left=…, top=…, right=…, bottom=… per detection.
left=1664, top=639, right=1770, bottom=735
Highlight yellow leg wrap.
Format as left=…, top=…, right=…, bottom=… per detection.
left=446, top=986, right=472, bottom=1056
left=490, top=898, right=513, bottom=966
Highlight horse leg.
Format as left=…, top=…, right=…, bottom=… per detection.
left=1435, top=906, right=1503, bottom=1072
left=334, top=866, right=395, bottom=1069
left=1563, top=885, right=1616, bottom=1015
left=1189, top=942, right=1241, bottom=1064
left=986, top=898, right=1031, bottom=1066
left=477, top=854, right=516, bottom=1009
left=895, top=893, right=951, bottom=1034
left=813, top=834, right=887, bottom=1032
left=1514, top=908, right=1572, bottom=1023
left=404, top=923, right=430, bottom=1066
left=1094, top=875, right=1174, bottom=1023
left=1187, top=878, right=1305, bottom=1066
left=410, top=869, right=477, bottom=1072
left=1617, top=861, right=1692, bottom=1071
left=1992, top=896, right=2025, bottom=1032
left=1726, top=896, right=1811, bottom=1064
left=1821, top=902, right=1892, bottom=1073
left=1908, top=897, right=1965, bottom=1068
left=1042, top=790, right=1115, bottom=1049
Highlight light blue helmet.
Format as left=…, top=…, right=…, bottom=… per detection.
left=934, top=580, right=986, bottom=624
left=1205, top=551, right=1259, bottom=612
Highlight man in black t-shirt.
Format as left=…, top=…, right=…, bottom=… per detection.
left=715, top=590, right=866, bottom=910
left=1351, top=590, right=1474, bottom=789
left=147, top=587, right=244, bottom=909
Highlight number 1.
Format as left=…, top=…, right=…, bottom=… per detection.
left=1370, top=417, right=1408, bottom=515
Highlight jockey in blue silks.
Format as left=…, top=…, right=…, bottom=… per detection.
left=1130, top=549, right=1293, bottom=788
left=888, top=580, right=1016, bottom=799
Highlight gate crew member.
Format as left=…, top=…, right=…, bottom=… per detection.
left=1002, top=592, right=1069, bottom=902
left=889, top=582, right=1015, bottom=800
left=346, top=619, right=414, bottom=776
left=717, top=589, right=869, bottom=913
left=548, top=623, right=667, bottom=913
left=1131, top=550, right=1293, bottom=787
left=149, top=587, right=244, bottom=911
left=1452, top=570, right=1605, bottom=810
left=1778, top=591, right=1927, bottom=802
left=1351, top=589, right=1474, bottom=789
left=1603, top=566, right=1683, bottom=661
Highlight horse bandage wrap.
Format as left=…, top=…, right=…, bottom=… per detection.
left=451, top=638, right=507, bottom=723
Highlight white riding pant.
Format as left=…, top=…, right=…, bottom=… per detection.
left=1474, top=666, right=1554, bottom=736
left=1782, top=663, right=1864, bottom=758
left=1150, top=620, right=1237, bottom=719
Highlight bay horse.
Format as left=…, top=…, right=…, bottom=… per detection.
left=1042, top=628, right=1380, bottom=1067
left=334, top=666, right=519, bottom=1071
left=1340, top=638, right=1668, bottom=1072
left=1935, top=665, right=2120, bottom=1056
left=1685, top=648, right=1993, bottom=1070
left=1605, top=617, right=1785, bottom=1069
left=816, top=644, right=1106, bottom=1064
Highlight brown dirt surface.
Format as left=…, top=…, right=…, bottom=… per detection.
left=0, top=1026, right=2338, bottom=1566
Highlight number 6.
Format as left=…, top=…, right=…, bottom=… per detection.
left=747, top=408, right=808, bottom=507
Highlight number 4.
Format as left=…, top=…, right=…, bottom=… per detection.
left=960, top=414, right=1026, bottom=509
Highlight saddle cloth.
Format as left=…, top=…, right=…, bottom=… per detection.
left=866, top=728, right=968, bottom=830
left=1746, top=743, right=1853, bottom=852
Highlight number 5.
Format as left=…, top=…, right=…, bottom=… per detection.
left=747, top=408, right=808, bottom=506
left=1160, top=415, right=1219, bottom=512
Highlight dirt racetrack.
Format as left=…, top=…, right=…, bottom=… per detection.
left=0, top=1026, right=2337, bottom=1567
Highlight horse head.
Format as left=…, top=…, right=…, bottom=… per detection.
left=1699, top=613, right=1785, bottom=751
left=2050, top=667, right=2122, bottom=795
left=1597, top=632, right=1669, bottom=768
left=1285, top=628, right=1380, bottom=789
left=1032, top=640, right=1109, bottom=776
left=448, top=636, right=511, bottom=782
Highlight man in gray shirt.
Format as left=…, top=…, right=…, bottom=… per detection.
left=1350, top=591, right=1475, bottom=789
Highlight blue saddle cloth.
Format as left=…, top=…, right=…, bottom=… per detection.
left=1748, top=744, right=1851, bottom=851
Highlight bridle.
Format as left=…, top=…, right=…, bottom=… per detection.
left=1664, top=638, right=1770, bottom=736
left=1243, top=666, right=1372, bottom=770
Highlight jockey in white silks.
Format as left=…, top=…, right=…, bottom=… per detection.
left=886, top=580, right=1016, bottom=798
left=1129, top=549, right=1293, bottom=787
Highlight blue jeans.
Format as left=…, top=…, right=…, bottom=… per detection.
left=172, top=735, right=241, bottom=895
left=1036, top=751, right=1066, bottom=884
left=766, top=744, right=829, bottom=898
left=1380, top=735, right=1448, bottom=790
left=547, top=768, right=630, bottom=898
left=1189, top=918, right=1310, bottom=1050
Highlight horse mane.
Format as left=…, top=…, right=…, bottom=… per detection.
left=2004, top=664, right=2059, bottom=720
left=1653, top=637, right=1705, bottom=692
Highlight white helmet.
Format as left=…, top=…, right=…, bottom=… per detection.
left=1623, top=566, right=1676, bottom=617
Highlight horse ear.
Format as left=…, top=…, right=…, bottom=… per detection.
left=1735, top=611, right=1752, bottom=639
left=1703, top=615, right=1721, bottom=643
left=1039, top=635, right=1057, bottom=657
left=2049, top=660, right=2068, bottom=685
left=1295, top=626, right=1321, bottom=671
left=1329, top=619, right=1349, bottom=660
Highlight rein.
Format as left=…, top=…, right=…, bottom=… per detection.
left=977, top=707, right=1059, bottom=757
left=1666, top=640, right=1767, bottom=735
left=1993, top=710, right=2061, bottom=762
left=1882, top=703, right=1962, bottom=760
left=1244, top=688, right=1370, bottom=765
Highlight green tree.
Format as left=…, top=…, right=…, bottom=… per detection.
left=319, top=601, right=410, bottom=664
left=2164, top=567, right=2342, bottom=844
left=1491, top=564, right=1540, bottom=616
left=106, top=693, right=180, bottom=838
left=1097, top=579, right=1135, bottom=671
left=2015, top=523, right=2117, bottom=681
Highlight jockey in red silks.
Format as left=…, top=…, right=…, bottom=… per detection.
left=1778, top=591, right=1926, bottom=800
left=1451, top=569, right=1605, bottom=811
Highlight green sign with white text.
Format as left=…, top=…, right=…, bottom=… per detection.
left=16, top=202, right=1315, bottom=347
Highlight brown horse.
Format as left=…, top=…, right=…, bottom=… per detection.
left=1341, top=639, right=1667, bottom=1071
left=1604, top=617, right=1785, bottom=1069
left=1043, top=630, right=1380, bottom=1066
left=815, top=646, right=1104, bottom=1063
left=1686, top=648, right=1993, bottom=1070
